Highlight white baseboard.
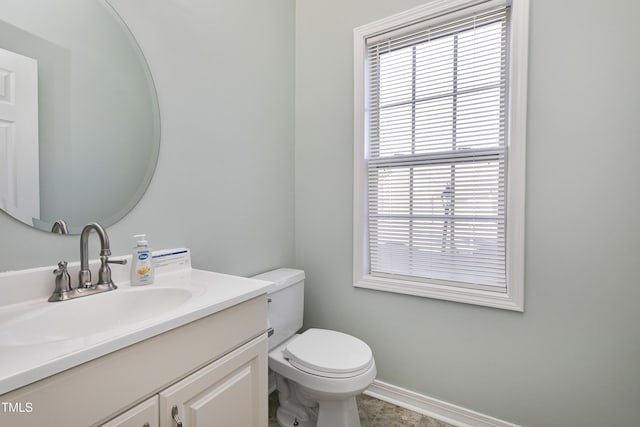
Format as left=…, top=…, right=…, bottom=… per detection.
left=364, top=380, right=521, bottom=427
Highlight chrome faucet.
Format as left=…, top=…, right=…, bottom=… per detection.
left=49, top=222, right=127, bottom=302
left=80, top=222, right=116, bottom=289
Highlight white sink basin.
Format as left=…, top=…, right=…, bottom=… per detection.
left=0, top=287, right=192, bottom=347
left=0, top=249, right=272, bottom=395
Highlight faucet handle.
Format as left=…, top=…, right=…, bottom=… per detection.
left=54, top=260, right=68, bottom=275
left=97, top=256, right=126, bottom=289
left=49, top=261, right=73, bottom=301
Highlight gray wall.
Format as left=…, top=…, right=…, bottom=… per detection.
left=0, top=0, right=295, bottom=276
left=1, top=0, right=639, bottom=426
left=295, top=0, right=640, bottom=426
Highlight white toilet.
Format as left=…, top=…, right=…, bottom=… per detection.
left=252, top=268, right=376, bottom=427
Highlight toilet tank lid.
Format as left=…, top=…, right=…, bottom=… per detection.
left=252, top=268, right=305, bottom=292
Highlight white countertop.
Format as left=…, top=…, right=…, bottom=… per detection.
left=0, top=249, right=271, bottom=395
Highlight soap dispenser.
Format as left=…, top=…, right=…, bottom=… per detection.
left=130, top=234, right=154, bottom=285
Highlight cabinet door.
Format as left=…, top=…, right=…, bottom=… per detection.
left=100, top=396, right=159, bottom=427
left=159, top=334, right=267, bottom=427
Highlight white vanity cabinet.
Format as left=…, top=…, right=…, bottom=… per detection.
left=100, top=334, right=266, bottom=427
left=0, top=295, right=268, bottom=427
left=159, top=335, right=266, bottom=427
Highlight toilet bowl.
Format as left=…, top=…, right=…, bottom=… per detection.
left=251, top=269, right=376, bottom=427
left=269, top=330, right=376, bottom=427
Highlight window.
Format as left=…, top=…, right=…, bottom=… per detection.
left=353, top=0, right=528, bottom=311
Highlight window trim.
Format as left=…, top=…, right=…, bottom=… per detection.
left=353, top=0, right=528, bottom=311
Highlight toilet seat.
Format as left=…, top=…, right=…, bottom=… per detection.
left=283, top=329, right=373, bottom=378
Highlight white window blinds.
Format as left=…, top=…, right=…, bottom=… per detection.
left=365, top=5, right=509, bottom=290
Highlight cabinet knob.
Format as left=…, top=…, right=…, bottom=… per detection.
left=171, top=405, right=183, bottom=427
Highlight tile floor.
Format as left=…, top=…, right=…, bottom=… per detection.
left=268, top=392, right=456, bottom=427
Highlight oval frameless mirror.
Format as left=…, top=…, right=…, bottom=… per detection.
left=0, top=0, right=160, bottom=234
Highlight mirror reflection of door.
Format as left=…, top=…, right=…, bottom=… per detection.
left=0, top=46, right=39, bottom=226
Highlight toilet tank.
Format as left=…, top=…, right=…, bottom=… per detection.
left=252, top=268, right=305, bottom=351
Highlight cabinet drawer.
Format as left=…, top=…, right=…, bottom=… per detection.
left=159, top=334, right=268, bottom=427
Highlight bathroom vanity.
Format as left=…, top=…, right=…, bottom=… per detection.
left=0, top=250, right=271, bottom=427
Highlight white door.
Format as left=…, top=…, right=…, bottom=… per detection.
left=0, top=47, right=39, bottom=225
left=159, top=335, right=268, bottom=427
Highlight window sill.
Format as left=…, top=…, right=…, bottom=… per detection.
left=354, top=274, right=524, bottom=312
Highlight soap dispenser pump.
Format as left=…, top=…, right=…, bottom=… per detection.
left=130, top=234, right=154, bottom=285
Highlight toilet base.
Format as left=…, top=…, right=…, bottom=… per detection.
left=276, top=406, right=315, bottom=427
left=275, top=375, right=362, bottom=427
left=276, top=398, right=360, bottom=427
left=316, top=397, right=361, bottom=427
